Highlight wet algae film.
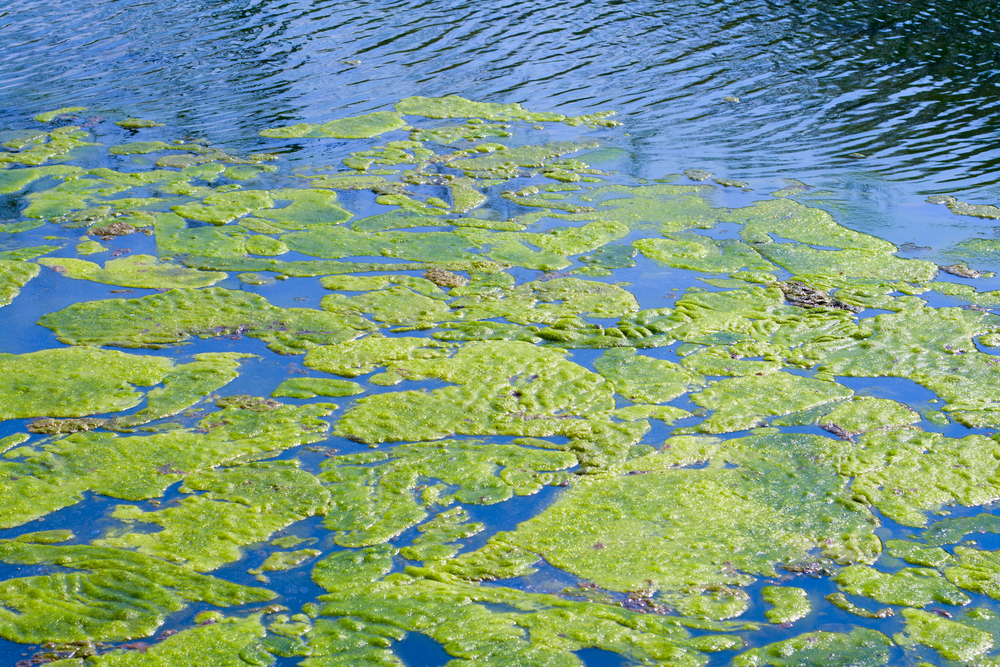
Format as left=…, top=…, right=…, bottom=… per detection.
left=3, top=97, right=1000, bottom=666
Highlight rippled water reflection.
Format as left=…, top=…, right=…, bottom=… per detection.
left=4, top=0, right=1000, bottom=193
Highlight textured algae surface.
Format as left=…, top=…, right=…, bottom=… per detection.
left=3, top=96, right=1000, bottom=666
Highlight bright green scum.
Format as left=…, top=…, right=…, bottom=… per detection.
left=7, top=98, right=1000, bottom=665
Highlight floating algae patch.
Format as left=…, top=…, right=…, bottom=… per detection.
left=321, top=439, right=575, bottom=547
left=272, top=377, right=363, bottom=398
left=683, top=372, right=853, bottom=433
left=171, top=190, right=274, bottom=225
left=489, top=432, right=879, bottom=602
left=895, top=608, right=994, bottom=661
left=839, top=430, right=1000, bottom=527
left=0, top=542, right=272, bottom=644
left=732, top=629, right=891, bottom=667
left=38, top=254, right=226, bottom=288
left=260, top=111, right=406, bottom=139
left=760, top=587, right=811, bottom=624
left=108, top=352, right=252, bottom=429
left=834, top=565, right=970, bottom=607
left=0, top=347, right=174, bottom=420
left=11, top=96, right=1000, bottom=663
left=634, top=233, right=776, bottom=274
left=594, top=347, right=704, bottom=404
left=922, top=513, right=1000, bottom=546
left=314, top=568, right=741, bottom=667
left=395, top=96, right=568, bottom=123
left=942, top=547, right=1000, bottom=600
left=0, top=403, right=332, bottom=528
left=820, top=306, right=1000, bottom=427
left=0, top=259, right=40, bottom=307
left=254, top=188, right=353, bottom=229
left=99, top=462, right=330, bottom=571
left=38, top=287, right=375, bottom=354
left=330, top=340, right=632, bottom=448
left=818, top=396, right=920, bottom=435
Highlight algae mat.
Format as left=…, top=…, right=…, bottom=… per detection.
left=2, top=98, right=1000, bottom=666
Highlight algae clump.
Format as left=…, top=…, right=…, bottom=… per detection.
left=38, top=287, right=374, bottom=354
left=0, top=347, right=174, bottom=420
left=0, top=542, right=272, bottom=643
left=38, top=254, right=226, bottom=289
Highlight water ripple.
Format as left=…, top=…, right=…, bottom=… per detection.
left=2, top=0, right=1000, bottom=193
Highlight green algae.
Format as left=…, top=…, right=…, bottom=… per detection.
left=820, top=306, right=1000, bottom=427
left=594, top=347, right=704, bottom=403
left=0, top=542, right=272, bottom=643
left=261, top=112, right=406, bottom=139
left=89, top=616, right=272, bottom=667
left=251, top=549, right=322, bottom=578
left=109, top=352, right=252, bottom=429
left=0, top=259, right=40, bottom=307
left=818, top=396, right=920, bottom=435
left=304, top=336, right=452, bottom=377
left=760, top=587, right=811, bottom=624
left=245, top=235, right=288, bottom=256
left=35, top=107, right=87, bottom=123
left=834, top=564, right=970, bottom=607
left=328, top=341, right=638, bottom=458
left=115, top=118, right=165, bottom=128
left=922, top=513, right=1000, bottom=546
left=489, top=432, right=879, bottom=600
left=0, top=164, right=83, bottom=193
left=0, top=347, right=174, bottom=420
left=732, top=629, right=891, bottom=667
left=272, top=377, right=363, bottom=399
left=840, top=430, right=1000, bottom=527
left=38, top=254, right=227, bottom=288
left=313, top=566, right=742, bottom=667
left=824, top=592, right=894, bottom=619
left=896, top=608, right=994, bottom=661
left=635, top=233, right=776, bottom=274
left=885, top=540, right=953, bottom=568
left=395, top=96, right=567, bottom=123
left=75, top=239, right=106, bottom=255
left=38, top=287, right=375, bottom=354
left=0, top=403, right=333, bottom=529
left=255, top=188, right=352, bottom=229
left=399, top=507, right=484, bottom=561
left=321, top=439, right=576, bottom=547
left=942, top=546, right=1000, bottom=600
left=9, top=97, right=1000, bottom=662
left=100, top=462, right=329, bottom=571
left=684, top=372, right=853, bottom=433
left=322, top=285, right=452, bottom=326
left=171, top=190, right=274, bottom=225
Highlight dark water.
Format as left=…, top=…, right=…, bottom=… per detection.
left=4, top=1, right=1000, bottom=666
left=4, top=0, right=1000, bottom=194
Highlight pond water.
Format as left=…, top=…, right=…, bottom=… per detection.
left=3, top=1, right=1000, bottom=666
